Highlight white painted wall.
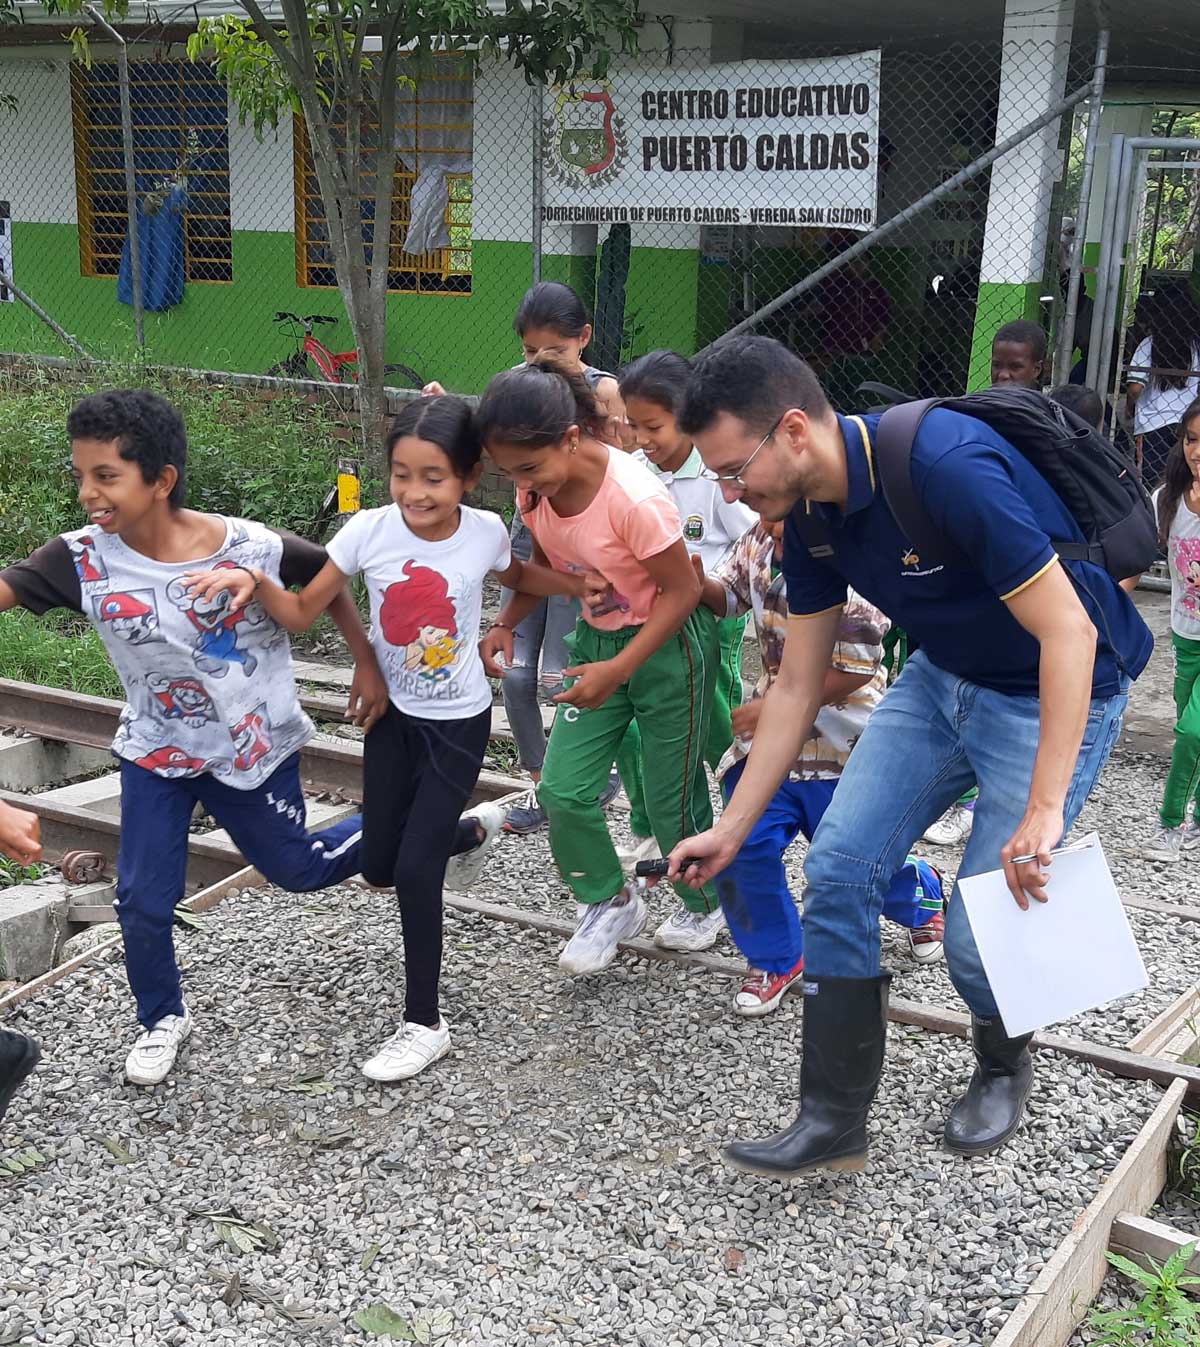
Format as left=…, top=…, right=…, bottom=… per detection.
left=228, top=105, right=294, bottom=232
left=0, top=55, right=77, bottom=225
left=978, top=0, right=1075, bottom=285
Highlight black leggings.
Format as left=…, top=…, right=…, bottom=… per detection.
left=361, top=702, right=491, bottom=1026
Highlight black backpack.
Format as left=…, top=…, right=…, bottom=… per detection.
left=803, top=385, right=1157, bottom=582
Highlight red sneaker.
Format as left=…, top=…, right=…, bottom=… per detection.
left=908, top=909, right=945, bottom=963
left=733, top=955, right=804, bottom=1018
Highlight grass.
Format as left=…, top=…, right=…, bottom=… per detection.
left=0, top=609, right=122, bottom=697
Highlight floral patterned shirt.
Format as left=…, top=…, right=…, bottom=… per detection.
left=713, top=523, right=890, bottom=781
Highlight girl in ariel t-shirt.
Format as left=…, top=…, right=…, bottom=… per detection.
left=187, top=396, right=581, bottom=1080
left=478, top=361, right=720, bottom=977
left=1142, top=396, right=1200, bottom=862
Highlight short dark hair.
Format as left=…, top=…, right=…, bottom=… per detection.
left=66, top=389, right=187, bottom=506
left=992, top=319, right=1047, bottom=362
left=618, top=350, right=692, bottom=414
left=678, top=335, right=831, bottom=438
left=1048, top=383, right=1104, bottom=429
left=476, top=359, right=601, bottom=450
left=513, top=281, right=591, bottom=339
left=387, top=394, right=481, bottom=478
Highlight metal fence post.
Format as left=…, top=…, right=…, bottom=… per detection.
left=1054, top=22, right=1109, bottom=387
left=84, top=4, right=143, bottom=352
left=531, top=84, right=543, bottom=285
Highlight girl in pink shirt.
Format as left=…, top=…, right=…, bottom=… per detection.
left=478, top=363, right=719, bottom=977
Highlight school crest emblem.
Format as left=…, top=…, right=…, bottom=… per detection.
left=543, top=83, right=627, bottom=189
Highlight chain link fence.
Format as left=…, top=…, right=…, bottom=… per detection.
left=0, top=16, right=1196, bottom=431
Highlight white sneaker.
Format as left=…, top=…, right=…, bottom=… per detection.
left=615, top=834, right=661, bottom=874
left=653, top=904, right=726, bottom=952
left=444, top=802, right=506, bottom=893
left=361, top=1019, right=451, bottom=1081
left=1141, top=825, right=1186, bottom=862
left=1184, top=819, right=1200, bottom=852
left=125, top=1009, right=192, bottom=1086
left=922, top=803, right=975, bottom=847
left=559, top=887, right=648, bottom=976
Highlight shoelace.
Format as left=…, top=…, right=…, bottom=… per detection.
left=379, top=1025, right=421, bottom=1058
left=741, top=969, right=770, bottom=997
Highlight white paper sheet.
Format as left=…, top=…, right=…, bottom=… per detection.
left=958, top=833, right=1148, bottom=1038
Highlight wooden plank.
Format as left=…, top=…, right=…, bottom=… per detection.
left=0, top=865, right=259, bottom=1015
left=989, top=1079, right=1186, bottom=1347
left=1129, top=984, right=1200, bottom=1057
left=1110, top=1212, right=1200, bottom=1289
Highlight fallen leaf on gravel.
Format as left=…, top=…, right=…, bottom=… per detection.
left=411, top=1308, right=452, bottom=1343
left=723, top=1247, right=746, bottom=1272
left=352, top=1302, right=415, bottom=1338
left=360, top=1242, right=382, bottom=1271
left=281, top=1071, right=335, bottom=1097
left=96, top=1137, right=134, bottom=1165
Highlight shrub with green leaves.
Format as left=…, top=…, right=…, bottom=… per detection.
left=1089, top=1243, right=1200, bottom=1345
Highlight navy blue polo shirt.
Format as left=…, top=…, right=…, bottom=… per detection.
left=781, top=411, right=1153, bottom=697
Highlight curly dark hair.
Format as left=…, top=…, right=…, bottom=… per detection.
left=66, top=389, right=187, bottom=507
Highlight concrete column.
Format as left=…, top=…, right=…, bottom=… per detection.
left=967, top=0, right=1076, bottom=388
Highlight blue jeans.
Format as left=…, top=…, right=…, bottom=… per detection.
left=117, top=753, right=362, bottom=1026
left=501, top=519, right=580, bottom=774
left=801, top=651, right=1128, bottom=1017
left=718, top=764, right=942, bottom=974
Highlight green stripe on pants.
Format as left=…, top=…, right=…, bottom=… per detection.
left=1160, top=631, right=1200, bottom=829
left=539, top=612, right=718, bottom=911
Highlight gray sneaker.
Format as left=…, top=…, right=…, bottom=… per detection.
left=558, top=887, right=648, bottom=975
left=1142, top=825, right=1186, bottom=862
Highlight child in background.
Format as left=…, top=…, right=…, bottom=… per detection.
left=1126, top=283, right=1200, bottom=489
left=990, top=319, right=1047, bottom=390
left=1049, top=383, right=1105, bottom=431
left=187, top=396, right=582, bottom=1078
left=1141, top=397, right=1200, bottom=862
left=0, top=390, right=386, bottom=1087
left=0, top=801, right=43, bottom=1129
left=427, top=281, right=623, bottom=835
left=478, top=362, right=719, bottom=976
left=698, top=519, right=945, bottom=1015
left=616, top=350, right=756, bottom=950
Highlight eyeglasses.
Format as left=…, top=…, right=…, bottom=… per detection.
left=708, top=415, right=784, bottom=490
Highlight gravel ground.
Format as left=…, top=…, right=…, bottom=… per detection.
left=0, top=879, right=1168, bottom=1347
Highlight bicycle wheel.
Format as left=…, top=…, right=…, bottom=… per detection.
left=266, top=353, right=308, bottom=379
left=382, top=362, right=425, bottom=390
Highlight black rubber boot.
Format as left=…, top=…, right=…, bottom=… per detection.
left=0, top=1028, right=40, bottom=1130
left=943, top=1015, right=1033, bottom=1155
left=721, top=973, right=890, bottom=1178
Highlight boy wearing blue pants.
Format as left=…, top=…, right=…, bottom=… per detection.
left=699, top=519, right=944, bottom=1015
left=0, top=391, right=387, bottom=1086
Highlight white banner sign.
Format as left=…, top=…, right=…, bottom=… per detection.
left=540, top=52, right=881, bottom=231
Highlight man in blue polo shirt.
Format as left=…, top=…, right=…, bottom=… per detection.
left=666, top=335, right=1151, bottom=1179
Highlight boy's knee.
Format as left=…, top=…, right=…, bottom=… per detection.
left=536, top=771, right=592, bottom=822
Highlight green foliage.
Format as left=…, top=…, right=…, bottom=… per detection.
left=1089, top=1244, right=1200, bottom=1345
left=0, top=609, right=122, bottom=698
left=0, top=853, right=50, bottom=885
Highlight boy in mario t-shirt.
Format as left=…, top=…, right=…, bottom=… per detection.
left=0, top=390, right=388, bottom=1088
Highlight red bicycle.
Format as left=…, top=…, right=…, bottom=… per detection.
left=266, top=311, right=425, bottom=389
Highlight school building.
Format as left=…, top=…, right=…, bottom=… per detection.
left=0, top=0, right=1195, bottom=395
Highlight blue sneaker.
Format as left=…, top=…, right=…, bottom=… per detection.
left=502, top=791, right=548, bottom=835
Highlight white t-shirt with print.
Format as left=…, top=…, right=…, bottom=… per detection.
left=1129, top=336, right=1200, bottom=436
left=1154, top=486, right=1200, bottom=639
left=634, top=448, right=756, bottom=572
left=326, top=503, right=510, bottom=719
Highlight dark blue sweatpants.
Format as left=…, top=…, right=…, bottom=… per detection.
left=117, top=752, right=362, bottom=1026
left=717, top=761, right=942, bottom=975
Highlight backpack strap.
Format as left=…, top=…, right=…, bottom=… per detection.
left=874, top=399, right=971, bottom=569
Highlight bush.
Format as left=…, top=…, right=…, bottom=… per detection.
left=0, top=364, right=349, bottom=568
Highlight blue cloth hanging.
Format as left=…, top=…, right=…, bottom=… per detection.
left=118, top=185, right=186, bottom=312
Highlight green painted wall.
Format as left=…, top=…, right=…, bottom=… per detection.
left=966, top=280, right=1041, bottom=391
left=0, top=224, right=544, bottom=394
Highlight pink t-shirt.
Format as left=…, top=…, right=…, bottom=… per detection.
left=521, top=447, right=683, bottom=630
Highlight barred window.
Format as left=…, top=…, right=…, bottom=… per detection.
left=295, top=59, right=472, bottom=294
left=70, top=60, right=232, bottom=283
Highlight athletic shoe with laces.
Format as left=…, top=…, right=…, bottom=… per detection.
left=0, top=1029, right=41, bottom=1128
left=1142, top=824, right=1186, bottom=862
left=615, top=834, right=661, bottom=873
left=125, top=1009, right=192, bottom=1086
left=923, top=802, right=975, bottom=847
left=444, top=802, right=505, bottom=893
left=502, top=790, right=547, bottom=835
left=653, top=904, right=726, bottom=952
left=907, top=909, right=946, bottom=963
left=1185, top=818, right=1200, bottom=851
left=558, top=886, right=648, bottom=975
left=360, top=1019, right=451, bottom=1082
left=734, top=955, right=805, bottom=1017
